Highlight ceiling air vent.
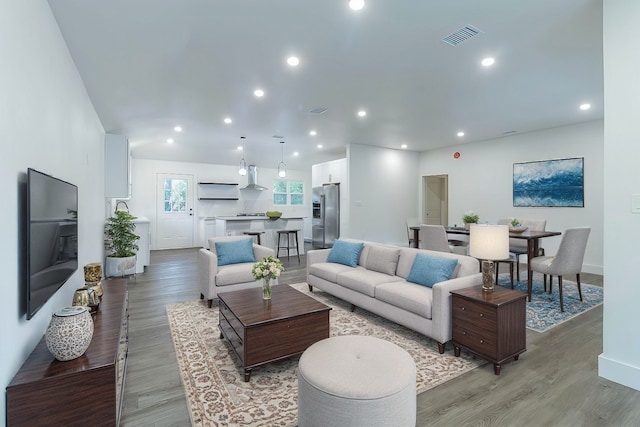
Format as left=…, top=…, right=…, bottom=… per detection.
left=442, top=25, right=482, bottom=46
left=309, top=106, right=328, bottom=115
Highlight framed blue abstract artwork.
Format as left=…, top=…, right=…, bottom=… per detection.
left=513, top=157, right=584, bottom=207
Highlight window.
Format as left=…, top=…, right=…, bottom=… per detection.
left=163, top=178, right=187, bottom=212
left=273, top=180, right=304, bottom=206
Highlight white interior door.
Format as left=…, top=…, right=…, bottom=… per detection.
left=424, top=175, right=448, bottom=225
left=156, top=174, right=194, bottom=249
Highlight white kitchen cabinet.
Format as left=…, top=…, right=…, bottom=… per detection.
left=133, top=217, right=150, bottom=273
left=312, top=158, right=346, bottom=187
left=105, top=133, right=131, bottom=198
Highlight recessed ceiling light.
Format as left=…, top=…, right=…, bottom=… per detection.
left=401, top=144, right=408, bottom=149
left=349, top=0, right=365, bottom=11
left=293, top=152, right=299, bottom=156
left=481, top=57, right=495, bottom=67
left=309, top=130, right=317, bottom=136
left=357, top=110, right=367, bottom=117
left=317, top=144, right=323, bottom=149
left=224, top=117, right=232, bottom=124
left=457, top=131, right=465, bottom=137
left=237, top=146, right=243, bottom=150
left=254, top=89, right=265, bottom=97
left=174, top=126, right=182, bottom=132
left=287, top=56, right=300, bottom=66
left=167, top=138, right=174, bottom=144
left=579, top=103, right=591, bottom=111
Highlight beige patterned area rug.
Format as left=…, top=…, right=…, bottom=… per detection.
left=166, top=283, right=483, bottom=426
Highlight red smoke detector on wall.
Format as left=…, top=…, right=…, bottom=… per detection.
left=453, top=152, right=460, bottom=159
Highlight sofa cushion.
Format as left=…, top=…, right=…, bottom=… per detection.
left=215, top=238, right=256, bottom=266
left=216, top=262, right=256, bottom=286
left=337, top=268, right=403, bottom=297
left=327, top=240, right=364, bottom=267
left=375, top=281, right=433, bottom=319
left=406, top=254, right=458, bottom=288
left=308, top=262, right=355, bottom=283
left=366, top=245, right=401, bottom=276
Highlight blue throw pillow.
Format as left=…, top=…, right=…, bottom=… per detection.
left=215, top=239, right=256, bottom=266
left=327, top=240, right=364, bottom=267
left=406, top=254, right=458, bottom=288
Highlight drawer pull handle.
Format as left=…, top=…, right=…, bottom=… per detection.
left=462, top=331, right=466, bottom=335
left=480, top=339, right=484, bottom=344
left=461, top=307, right=466, bottom=311
left=479, top=313, right=484, bottom=317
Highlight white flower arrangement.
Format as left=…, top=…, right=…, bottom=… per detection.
left=251, top=256, right=284, bottom=281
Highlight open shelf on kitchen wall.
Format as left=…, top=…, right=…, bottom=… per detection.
left=198, top=182, right=239, bottom=200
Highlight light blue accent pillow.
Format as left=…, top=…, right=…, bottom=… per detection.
left=327, top=240, right=364, bottom=267
left=406, top=254, right=458, bottom=288
left=215, top=239, right=256, bottom=266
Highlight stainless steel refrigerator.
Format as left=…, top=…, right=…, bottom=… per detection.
left=312, top=183, right=340, bottom=248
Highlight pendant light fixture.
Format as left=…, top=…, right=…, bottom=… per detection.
left=278, top=141, right=287, bottom=178
left=238, top=136, right=247, bottom=176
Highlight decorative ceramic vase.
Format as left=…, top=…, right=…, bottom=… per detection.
left=262, top=278, right=272, bottom=300
left=45, top=307, right=94, bottom=361
left=105, top=255, right=136, bottom=277
left=87, top=281, right=103, bottom=297
left=83, top=262, right=103, bottom=282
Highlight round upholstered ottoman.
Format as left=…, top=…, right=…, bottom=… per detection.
left=297, top=335, right=416, bottom=427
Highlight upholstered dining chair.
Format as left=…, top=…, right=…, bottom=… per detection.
left=509, top=218, right=547, bottom=281
left=406, top=217, right=420, bottom=247
left=420, top=225, right=467, bottom=255
left=529, top=227, right=591, bottom=312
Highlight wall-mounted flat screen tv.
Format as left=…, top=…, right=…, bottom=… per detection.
left=26, top=168, right=78, bottom=319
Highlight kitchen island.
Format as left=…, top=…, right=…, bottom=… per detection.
left=214, top=216, right=305, bottom=255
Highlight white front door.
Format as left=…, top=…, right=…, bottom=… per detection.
left=156, top=174, right=194, bottom=249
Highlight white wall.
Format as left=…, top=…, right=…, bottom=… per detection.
left=598, top=0, right=640, bottom=391
left=127, top=159, right=313, bottom=249
left=346, top=144, right=420, bottom=246
left=0, top=2, right=105, bottom=421
left=419, top=120, right=604, bottom=274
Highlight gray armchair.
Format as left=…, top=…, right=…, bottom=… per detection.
left=198, top=236, right=276, bottom=307
left=530, top=227, right=591, bottom=312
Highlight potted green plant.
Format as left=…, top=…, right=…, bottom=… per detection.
left=462, top=210, right=479, bottom=229
left=104, top=210, right=140, bottom=277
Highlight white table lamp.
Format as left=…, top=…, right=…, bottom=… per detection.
left=469, top=224, right=509, bottom=292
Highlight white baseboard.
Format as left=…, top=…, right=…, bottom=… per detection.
left=598, top=354, right=640, bottom=392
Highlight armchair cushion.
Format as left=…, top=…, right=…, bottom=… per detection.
left=215, top=238, right=256, bottom=266
left=406, top=254, right=458, bottom=288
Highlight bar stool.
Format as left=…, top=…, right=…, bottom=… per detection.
left=242, top=231, right=265, bottom=245
left=276, top=229, right=301, bottom=263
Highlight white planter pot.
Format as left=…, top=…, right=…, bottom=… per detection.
left=105, top=255, right=137, bottom=277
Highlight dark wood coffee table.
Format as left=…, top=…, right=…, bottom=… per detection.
left=218, top=284, right=331, bottom=381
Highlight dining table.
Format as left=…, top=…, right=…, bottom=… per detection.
left=444, top=226, right=561, bottom=301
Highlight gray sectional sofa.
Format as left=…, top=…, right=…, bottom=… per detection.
left=306, top=239, right=482, bottom=353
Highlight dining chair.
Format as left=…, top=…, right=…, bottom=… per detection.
left=420, top=225, right=467, bottom=255
left=406, top=217, right=420, bottom=247
left=529, top=227, right=591, bottom=312
left=509, top=218, right=547, bottom=281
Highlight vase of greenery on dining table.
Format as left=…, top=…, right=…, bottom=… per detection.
left=251, top=256, right=284, bottom=300
left=462, top=210, right=480, bottom=230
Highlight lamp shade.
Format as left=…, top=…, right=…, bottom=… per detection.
left=469, top=224, right=509, bottom=260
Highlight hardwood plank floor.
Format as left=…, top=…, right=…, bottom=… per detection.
left=120, top=246, right=640, bottom=426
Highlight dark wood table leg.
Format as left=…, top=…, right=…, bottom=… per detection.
left=244, top=368, right=252, bottom=382
left=494, top=363, right=502, bottom=375
left=412, top=228, right=420, bottom=248
left=454, top=346, right=461, bottom=357
left=527, top=240, right=534, bottom=301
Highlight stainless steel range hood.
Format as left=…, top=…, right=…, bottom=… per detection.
left=240, top=165, right=268, bottom=191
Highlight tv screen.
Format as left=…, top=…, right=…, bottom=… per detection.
left=27, top=168, right=78, bottom=319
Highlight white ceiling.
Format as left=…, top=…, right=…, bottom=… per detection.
left=47, top=0, right=603, bottom=170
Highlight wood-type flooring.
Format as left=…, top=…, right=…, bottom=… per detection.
left=120, top=245, right=640, bottom=426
